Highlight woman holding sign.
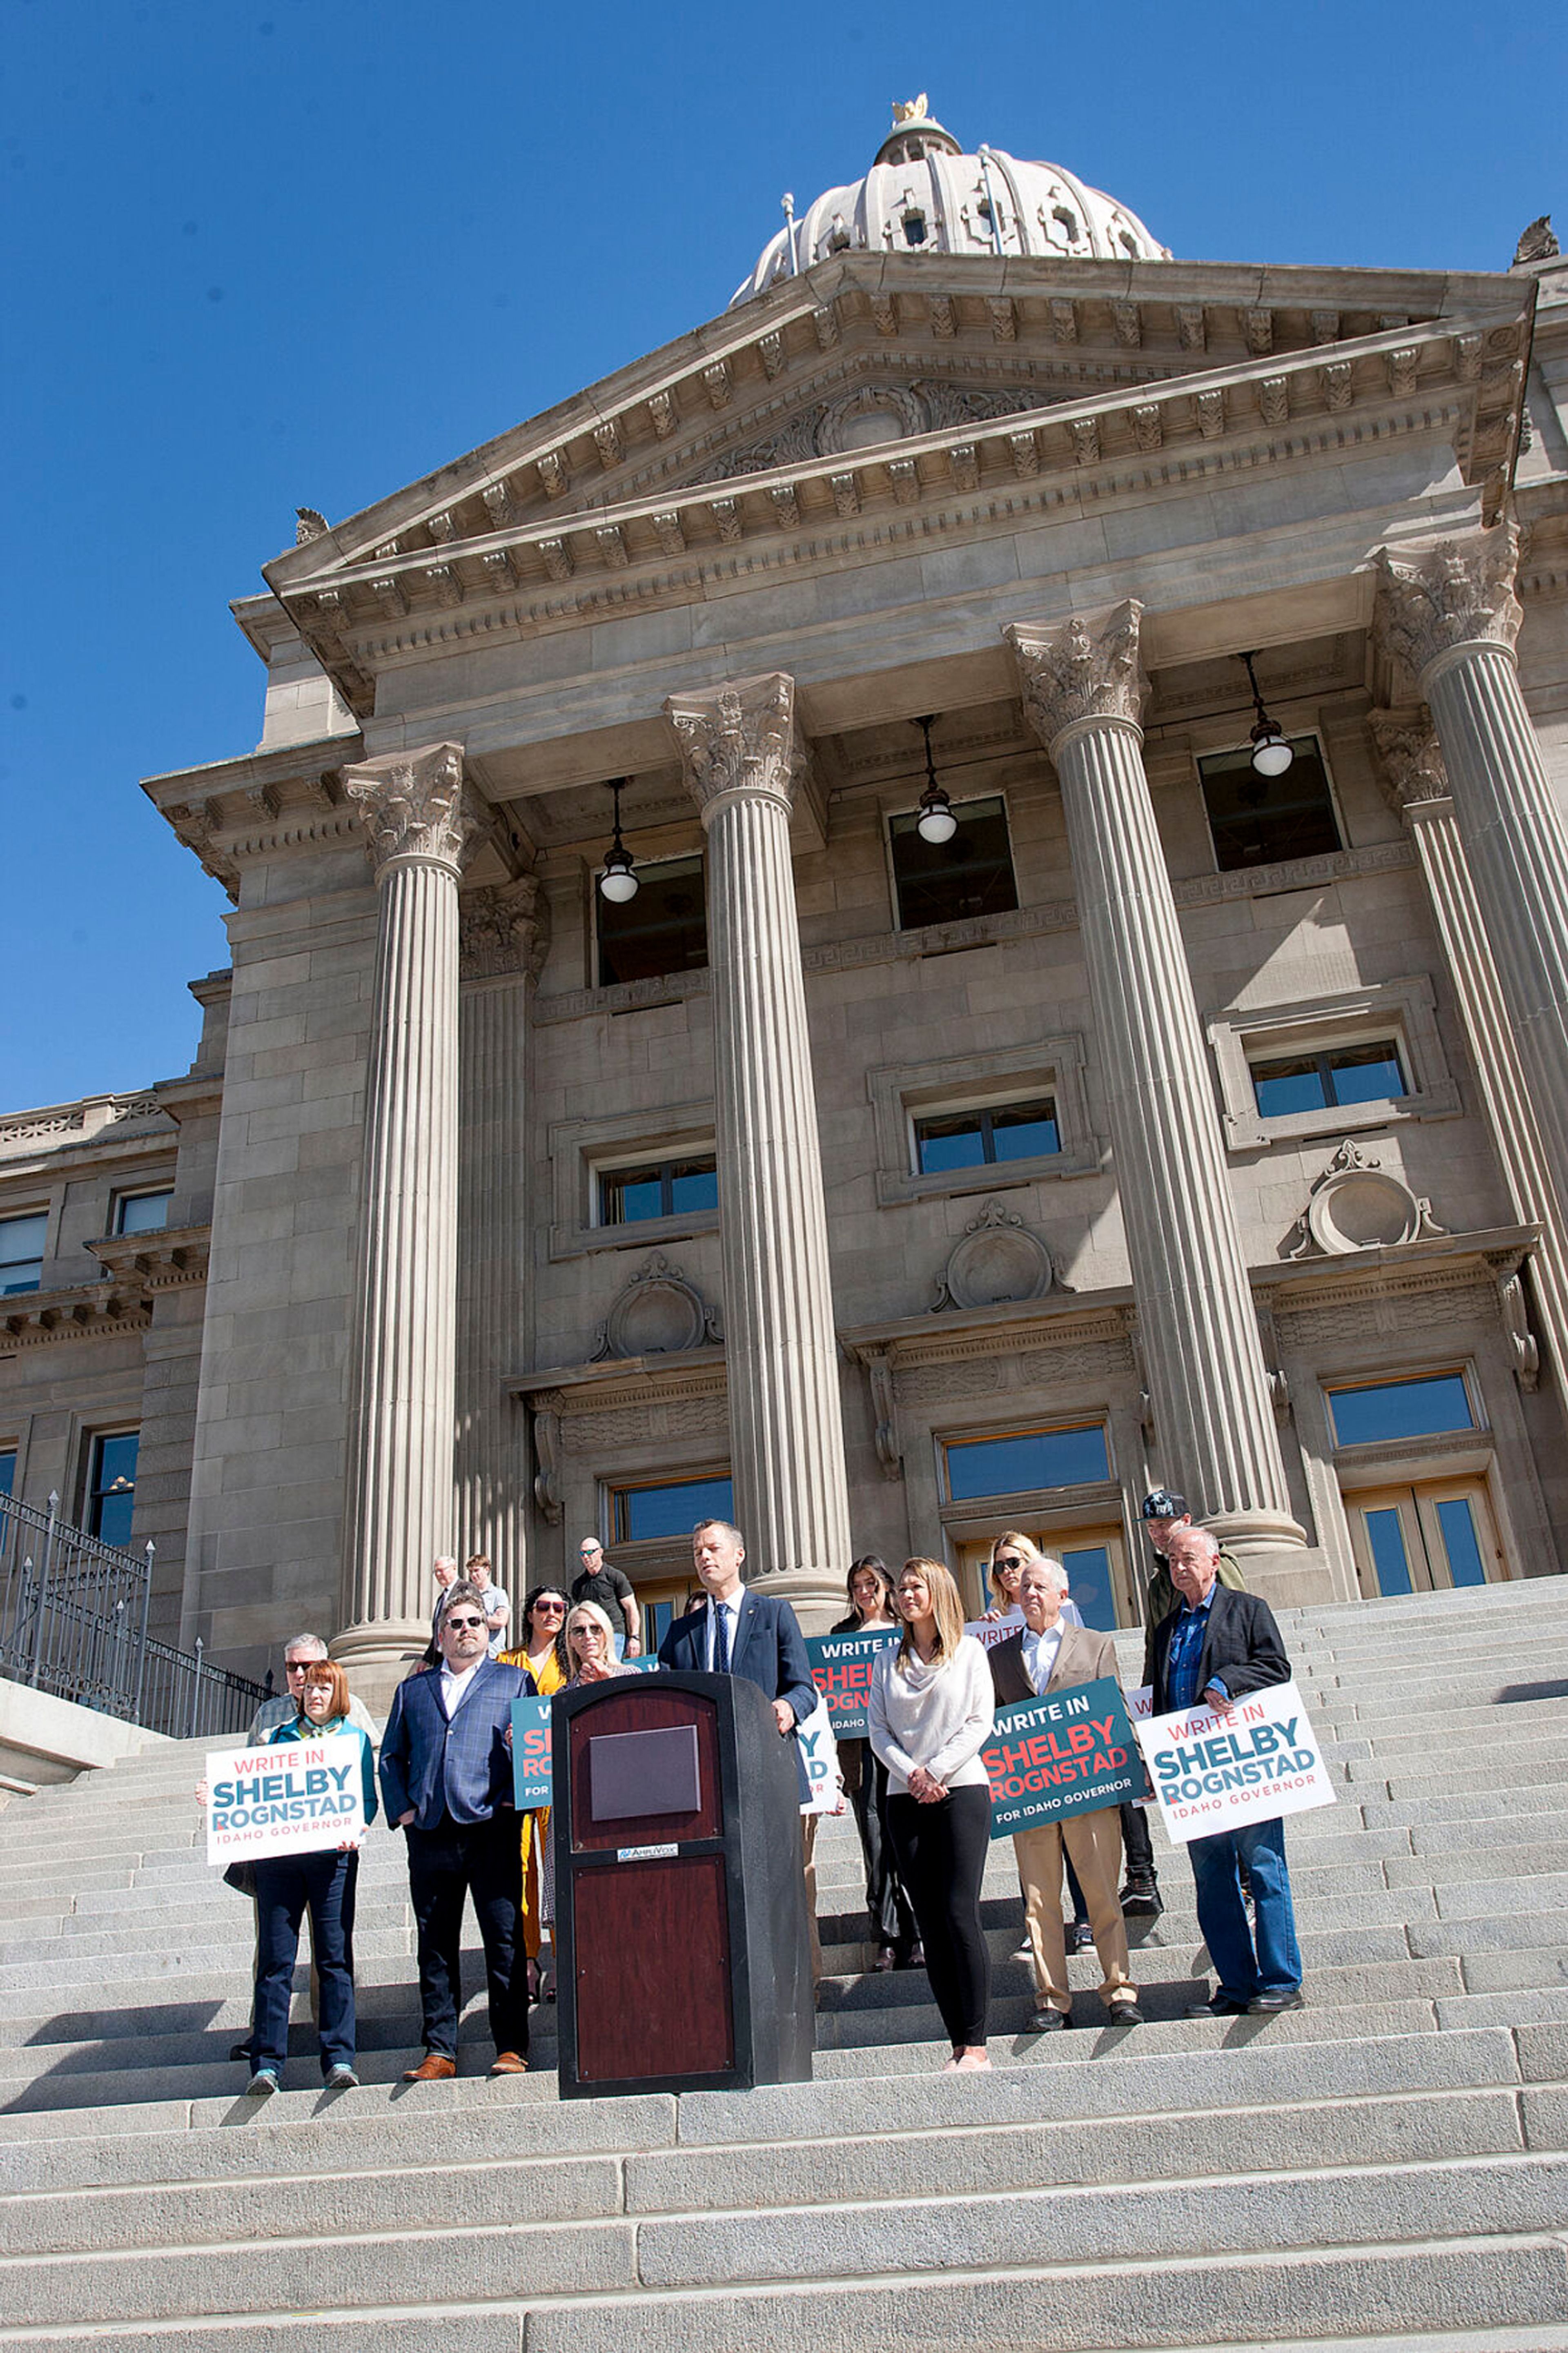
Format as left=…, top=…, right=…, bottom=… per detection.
left=247, top=1660, right=376, bottom=2096
left=501, top=1587, right=570, bottom=2005
left=831, top=1558, right=920, bottom=1974
left=869, top=1558, right=995, bottom=2072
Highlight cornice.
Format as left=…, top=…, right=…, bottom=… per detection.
left=1253, top=1222, right=1539, bottom=1314
left=0, top=1092, right=173, bottom=1174
left=272, top=304, right=1528, bottom=719
left=507, top=1342, right=726, bottom=1409
left=83, top=1223, right=211, bottom=1291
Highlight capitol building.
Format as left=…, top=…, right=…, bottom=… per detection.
left=4, top=104, right=1567, bottom=1704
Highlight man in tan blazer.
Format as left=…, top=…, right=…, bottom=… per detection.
left=989, top=1558, right=1143, bottom=2030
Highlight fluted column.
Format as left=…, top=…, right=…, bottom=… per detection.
left=1375, top=523, right=1568, bottom=1202
left=454, top=879, right=547, bottom=1574
left=334, top=743, right=481, bottom=1703
left=1008, top=606, right=1311, bottom=1583
left=1371, top=708, right=1568, bottom=1420
left=667, top=674, right=850, bottom=1621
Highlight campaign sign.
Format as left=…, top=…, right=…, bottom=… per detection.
left=205, top=1740, right=365, bottom=1865
left=963, top=1609, right=1026, bottom=1655
left=795, top=1696, right=846, bottom=1816
left=510, top=1696, right=553, bottom=1812
left=1135, top=1678, right=1336, bottom=1844
left=982, top=1676, right=1142, bottom=1839
left=805, top=1627, right=898, bottom=1738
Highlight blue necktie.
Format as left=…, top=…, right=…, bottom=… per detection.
left=712, top=1602, right=730, bottom=1674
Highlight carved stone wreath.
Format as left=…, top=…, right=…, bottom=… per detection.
left=1286, top=1139, right=1447, bottom=1259
left=592, top=1254, right=722, bottom=1360
left=932, top=1199, right=1057, bottom=1311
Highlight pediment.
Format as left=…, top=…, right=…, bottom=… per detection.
left=262, top=248, right=1534, bottom=717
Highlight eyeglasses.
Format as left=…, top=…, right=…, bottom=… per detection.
left=444, top=1614, right=487, bottom=1631
left=284, top=1661, right=315, bottom=1677
left=996, top=1556, right=1023, bottom=1571
left=533, top=1601, right=566, bottom=1616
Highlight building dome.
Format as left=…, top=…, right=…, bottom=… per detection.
left=729, top=100, right=1169, bottom=308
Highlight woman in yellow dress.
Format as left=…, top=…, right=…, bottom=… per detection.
left=500, top=1585, right=569, bottom=2001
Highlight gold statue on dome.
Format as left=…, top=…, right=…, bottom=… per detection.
left=892, top=96, right=929, bottom=125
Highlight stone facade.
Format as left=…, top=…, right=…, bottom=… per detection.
left=5, top=115, right=1568, bottom=1691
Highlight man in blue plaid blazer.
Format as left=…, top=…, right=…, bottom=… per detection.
left=379, top=1583, right=537, bottom=2078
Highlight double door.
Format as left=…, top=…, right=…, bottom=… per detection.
left=957, top=1525, right=1135, bottom=1632
left=1344, top=1479, right=1505, bottom=1598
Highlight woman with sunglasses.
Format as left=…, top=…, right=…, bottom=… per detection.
left=831, top=1556, right=920, bottom=1974
left=986, top=1531, right=1085, bottom=1627
left=501, top=1587, right=571, bottom=2003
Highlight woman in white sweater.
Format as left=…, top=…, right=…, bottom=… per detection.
left=868, top=1556, right=995, bottom=2071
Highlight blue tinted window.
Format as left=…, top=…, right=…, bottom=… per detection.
left=114, top=1191, right=172, bottom=1236
left=1328, top=1375, right=1473, bottom=1447
left=0, top=1451, right=14, bottom=1499
left=601, top=1156, right=717, bottom=1225
left=916, top=1118, right=987, bottom=1173
left=1059, top=1545, right=1118, bottom=1632
left=1435, top=1497, right=1488, bottom=1588
left=1252, top=1060, right=1326, bottom=1118
left=915, top=1098, right=1057, bottom=1176
left=615, top=1476, right=734, bottom=1544
left=1251, top=1038, right=1407, bottom=1120
left=0, top=1211, right=47, bottom=1296
left=946, top=1424, right=1110, bottom=1500
left=88, top=1432, right=139, bottom=1550
left=1331, top=1049, right=1406, bottom=1106
left=1364, top=1507, right=1414, bottom=1596
left=668, top=1163, right=719, bottom=1216
left=991, top=1110, right=1059, bottom=1162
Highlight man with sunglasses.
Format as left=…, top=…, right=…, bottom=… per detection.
left=247, top=1632, right=376, bottom=1742
left=572, top=1536, right=641, bottom=1658
left=379, top=1583, right=536, bottom=2080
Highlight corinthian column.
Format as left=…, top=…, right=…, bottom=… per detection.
left=454, top=878, right=548, bottom=1572
left=1007, top=606, right=1312, bottom=1587
left=334, top=743, right=481, bottom=1705
left=1371, top=709, right=1568, bottom=1418
left=1375, top=523, right=1568, bottom=1200
left=667, top=674, right=850, bottom=1623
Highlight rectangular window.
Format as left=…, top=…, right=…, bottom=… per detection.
left=0, top=1212, right=47, bottom=1296
left=114, top=1190, right=173, bottom=1236
left=1198, top=737, right=1341, bottom=873
left=597, top=855, right=707, bottom=988
left=599, top=1155, right=719, bottom=1226
left=1327, top=1374, right=1474, bottom=1447
left=914, top=1097, right=1059, bottom=1175
left=945, top=1423, right=1110, bottom=1502
left=611, top=1474, right=734, bottom=1544
left=87, top=1431, right=139, bottom=1550
left=889, top=796, right=1019, bottom=931
left=0, top=1451, right=15, bottom=1499
left=1250, top=1039, right=1409, bottom=1119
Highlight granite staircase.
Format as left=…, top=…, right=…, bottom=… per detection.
left=1, top=1576, right=1567, bottom=2351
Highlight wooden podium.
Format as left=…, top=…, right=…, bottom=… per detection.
left=552, top=1670, right=815, bottom=2098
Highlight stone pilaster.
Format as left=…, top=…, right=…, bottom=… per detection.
left=1371, top=707, right=1568, bottom=1420
left=454, top=877, right=548, bottom=1575
left=1008, top=605, right=1316, bottom=1592
left=667, top=673, right=850, bottom=1624
left=1374, top=523, right=1568, bottom=1212
left=334, top=742, right=481, bottom=1706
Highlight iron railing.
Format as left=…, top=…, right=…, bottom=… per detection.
left=0, top=1491, right=269, bottom=1739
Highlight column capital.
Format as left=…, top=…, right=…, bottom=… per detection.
left=344, top=741, right=483, bottom=877
left=459, top=875, right=549, bottom=982
left=1368, top=706, right=1452, bottom=819
left=1006, top=601, right=1149, bottom=759
left=666, top=673, right=803, bottom=824
left=1372, top=522, right=1523, bottom=693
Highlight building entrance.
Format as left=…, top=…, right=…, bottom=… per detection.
left=1344, top=1479, right=1507, bottom=1598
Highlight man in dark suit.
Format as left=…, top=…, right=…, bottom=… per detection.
left=657, top=1519, right=816, bottom=1731
left=1150, top=1525, right=1303, bottom=2019
left=990, top=1557, right=1143, bottom=2030
left=658, top=1518, right=820, bottom=1971
left=379, top=1581, right=536, bottom=2079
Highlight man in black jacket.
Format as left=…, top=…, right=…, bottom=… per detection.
left=1151, top=1525, right=1304, bottom=2018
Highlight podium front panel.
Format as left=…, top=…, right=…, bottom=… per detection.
left=568, top=1685, right=722, bottom=1850
left=572, top=1853, right=734, bottom=2081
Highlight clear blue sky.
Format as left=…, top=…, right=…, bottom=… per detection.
left=4, top=0, right=1563, bottom=1110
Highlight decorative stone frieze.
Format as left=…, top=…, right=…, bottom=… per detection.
left=458, top=875, right=548, bottom=982
left=344, top=742, right=481, bottom=875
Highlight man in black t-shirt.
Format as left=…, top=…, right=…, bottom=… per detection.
left=571, top=1537, right=641, bottom=1658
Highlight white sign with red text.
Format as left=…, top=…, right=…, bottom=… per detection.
left=1133, top=1679, right=1335, bottom=1844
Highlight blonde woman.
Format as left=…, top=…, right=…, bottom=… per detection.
left=985, top=1531, right=1085, bottom=1627
left=563, top=1599, right=630, bottom=1687
left=500, top=1586, right=570, bottom=2004
left=868, top=1557, right=995, bottom=2072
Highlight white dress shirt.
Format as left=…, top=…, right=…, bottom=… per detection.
left=1021, top=1622, right=1065, bottom=1695
left=438, top=1657, right=487, bottom=1718
left=703, top=1589, right=744, bottom=1672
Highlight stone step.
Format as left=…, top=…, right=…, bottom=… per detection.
left=0, top=2084, right=1534, bottom=2259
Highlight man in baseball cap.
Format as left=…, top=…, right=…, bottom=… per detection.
left=1132, top=1489, right=1250, bottom=1917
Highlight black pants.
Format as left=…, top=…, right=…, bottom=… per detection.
left=1121, top=1801, right=1157, bottom=1880
left=405, top=1814, right=528, bottom=2059
left=886, top=1785, right=992, bottom=2049
left=842, top=1740, right=918, bottom=1949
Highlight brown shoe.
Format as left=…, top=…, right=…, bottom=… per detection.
left=489, top=2051, right=528, bottom=2076
left=402, top=2052, right=457, bottom=2082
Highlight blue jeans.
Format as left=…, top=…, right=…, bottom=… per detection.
left=251, top=1849, right=358, bottom=2075
left=1187, top=1816, right=1301, bottom=2001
